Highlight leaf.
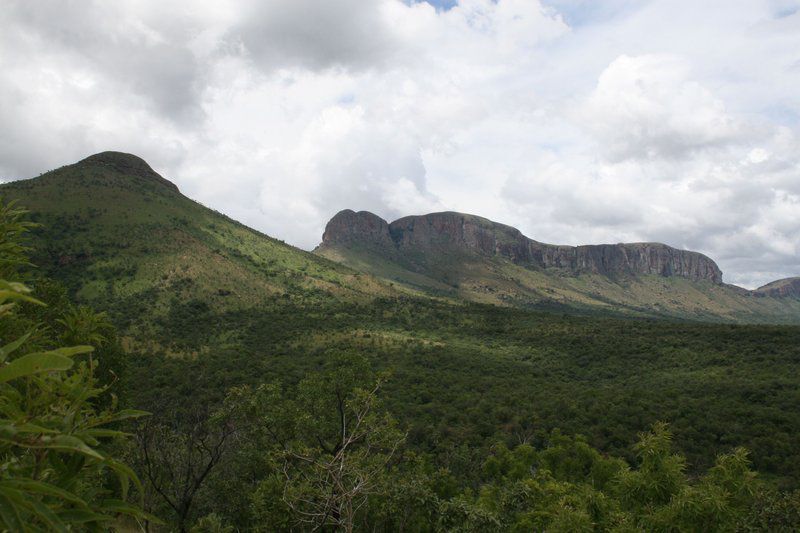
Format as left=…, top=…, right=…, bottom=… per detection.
left=0, top=332, right=31, bottom=363
left=87, top=408, right=149, bottom=428
left=0, top=352, right=74, bottom=384
left=80, top=428, right=128, bottom=440
left=104, top=458, right=141, bottom=500
left=31, top=435, right=104, bottom=460
left=0, top=479, right=87, bottom=506
left=16, top=423, right=59, bottom=435
left=0, top=491, right=25, bottom=532
left=0, top=289, right=42, bottom=307
left=0, top=280, right=33, bottom=293
left=56, top=508, right=109, bottom=524
left=45, top=346, right=94, bottom=358
left=109, top=408, right=150, bottom=420
left=21, top=497, right=68, bottom=533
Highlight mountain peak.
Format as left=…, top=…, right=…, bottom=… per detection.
left=78, top=151, right=180, bottom=193
left=321, top=210, right=394, bottom=250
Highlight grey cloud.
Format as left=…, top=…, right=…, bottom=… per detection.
left=580, top=55, right=751, bottom=164
left=231, top=0, right=398, bottom=73
left=6, top=1, right=205, bottom=123
left=502, top=176, right=643, bottom=228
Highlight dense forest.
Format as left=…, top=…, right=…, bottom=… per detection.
left=2, top=196, right=800, bottom=531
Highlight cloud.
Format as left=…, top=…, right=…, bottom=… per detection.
left=1, top=0, right=799, bottom=288
left=231, top=0, right=401, bottom=72
left=580, top=55, right=746, bottom=163
left=2, top=1, right=216, bottom=123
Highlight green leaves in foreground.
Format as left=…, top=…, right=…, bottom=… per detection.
left=0, top=277, right=157, bottom=531
left=0, top=346, right=91, bottom=383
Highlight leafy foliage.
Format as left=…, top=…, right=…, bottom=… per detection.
left=222, top=354, right=404, bottom=531
left=0, top=199, right=37, bottom=279
left=0, top=200, right=154, bottom=531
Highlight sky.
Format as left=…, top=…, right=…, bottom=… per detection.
left=1, top=0, right=799, bottom=288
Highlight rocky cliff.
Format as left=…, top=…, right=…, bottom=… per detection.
left=756, top=277, right=800, bottom=298
left=320, top=210, right=724, bottom=283
left=321, top=209, right=394, bottom=249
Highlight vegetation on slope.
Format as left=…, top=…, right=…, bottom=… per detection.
left=0, top=201, right=153, bottom=531
left=0, top=152, right=394, bottom=347
left=3, top=155, right=800, bottom=530
left=316, top=215, right=800, bottom=324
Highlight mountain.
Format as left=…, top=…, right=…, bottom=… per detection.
left=10, top=153, right=795, bottom=328
left=756, top=277, right=800, bottom=298
left=4, top=152, right=800, bottom=495
left=0, top=152, right=393, bottom=348
left=316, top=209, right=800, bottom=323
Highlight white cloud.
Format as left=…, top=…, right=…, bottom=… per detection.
left=1, top=0, right=799, bottom=288
left=579, top=54, right=746, bottom=162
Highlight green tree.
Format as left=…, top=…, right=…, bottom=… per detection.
left=58, top=305, right=114, bottom=348
left=616, top=422, right=688, bottom=510
left=133, top=407, right=236, bottom=532
left=231, top=353, right=406, bottom=532
left=0, top=199, right=36, bottom=279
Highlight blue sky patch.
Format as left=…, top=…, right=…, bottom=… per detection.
left=416, top=0, right=459, bottom=11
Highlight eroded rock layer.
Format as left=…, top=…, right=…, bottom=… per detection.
left=321, top=210, right=724, bottom=283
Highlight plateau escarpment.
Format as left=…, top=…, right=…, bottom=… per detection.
left=316, top=209, right=800, bottom=322
left=320, top=210, right=723, bottom=283
left=756, top=277, right=800, bottom=298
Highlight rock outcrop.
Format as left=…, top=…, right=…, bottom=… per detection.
left=320, top=210, right=724, bottom=284
left=321, top=210, right=394, bottom=249
left=755, top=277, right=800, bottom=298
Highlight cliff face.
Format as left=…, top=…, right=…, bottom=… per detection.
left=321, top=210, right=724, bottom=284
left=321, top=209, right=395, bottom=250
left=756, top=277, right=800, bottom=298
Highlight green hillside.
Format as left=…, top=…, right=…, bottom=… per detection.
left=3, top=153, right=800, bottom=529
left=0, top=152, right=393, bottom=351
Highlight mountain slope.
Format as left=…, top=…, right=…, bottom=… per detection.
left=0, top=152, right=393, bottom=345
left=315, top=210, right=800, bottom=323
left=3, top=153, right=800, bottom=490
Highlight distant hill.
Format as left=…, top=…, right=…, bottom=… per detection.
left=0, top=152, right=393, bottom=347
left=315, top=209, right=800, bottom=323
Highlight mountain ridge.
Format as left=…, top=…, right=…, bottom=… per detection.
left=756, top=277, right=800, bottom=298
left=80, top=151, right=181, bottom=193
left=3, top=152, right=798, bottom=325
left=316, top=209, right=800, bottom=322
left=319, top=209, right=724, bottom=284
